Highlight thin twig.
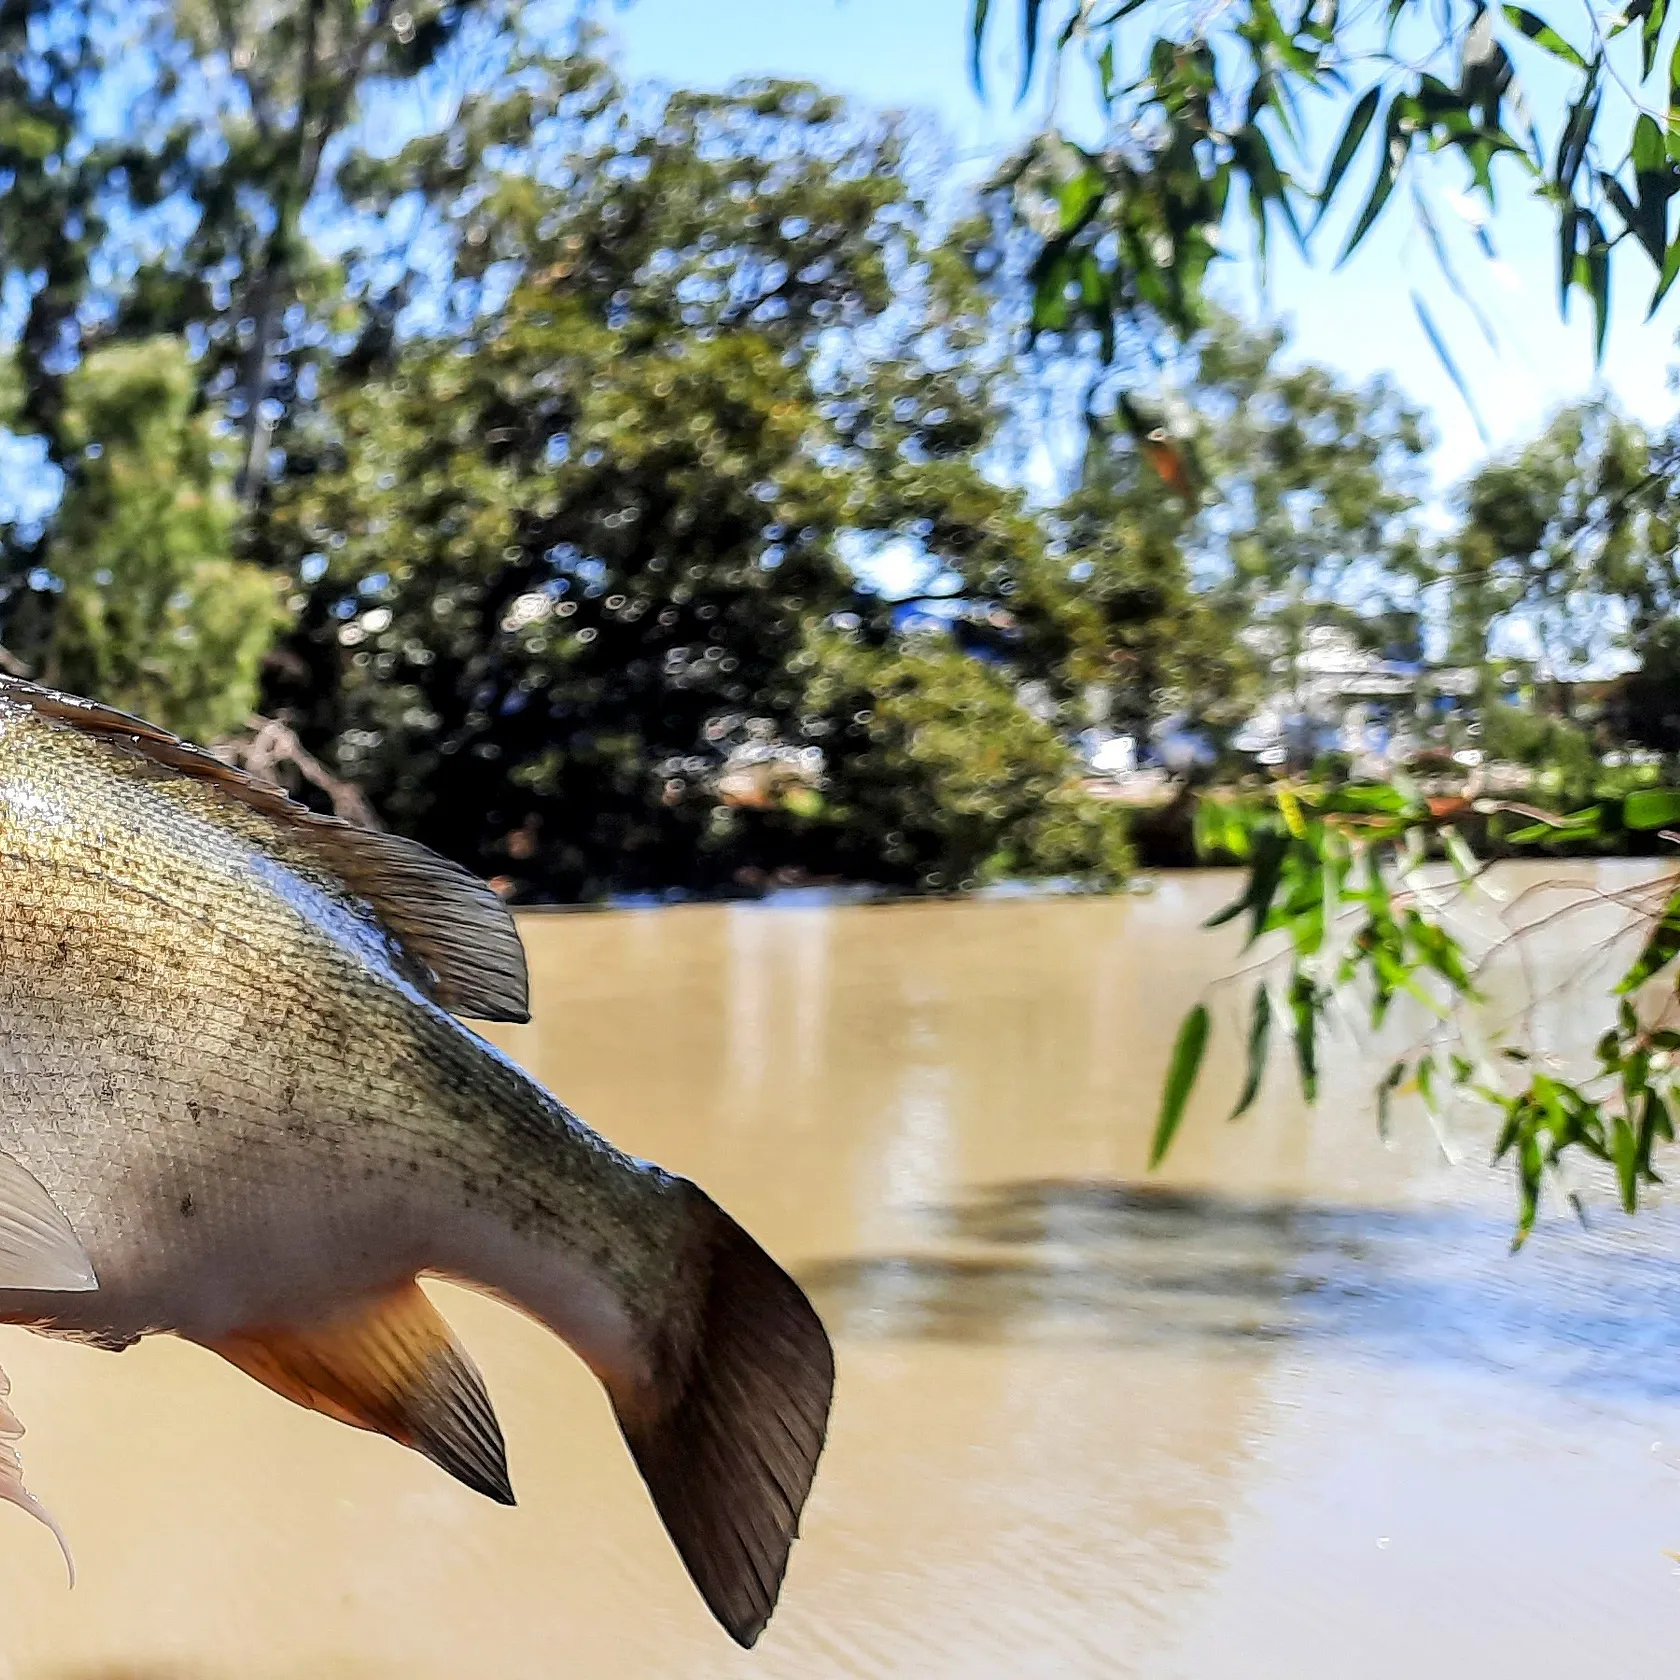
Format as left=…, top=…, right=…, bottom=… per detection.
left=213, top=715, right=381, bottom=829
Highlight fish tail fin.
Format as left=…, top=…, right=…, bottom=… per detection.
left=609, top=1194, right=834, bottom=1649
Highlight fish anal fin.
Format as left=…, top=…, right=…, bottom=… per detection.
left=0, top=678, right=528, bottom=1022
left=205, top=1280, right=513, bottom=1505
left=0, top=1150, right=96, bottom=1293
left=611, top=1194, right=834, bottom=1649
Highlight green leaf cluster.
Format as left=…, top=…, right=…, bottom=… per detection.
left=975, top=0, right=1680, bottom=410
left=1163, top=773, right=1680, bottom=1241
left=258, top=66, right=1135, bottom=897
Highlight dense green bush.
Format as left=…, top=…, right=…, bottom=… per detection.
left=796, top=633, right=1131, bottom=890
left=45, top=340, right=284, bottom=742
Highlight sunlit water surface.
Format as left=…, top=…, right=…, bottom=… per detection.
left=2, top=873, right=1680, bottom=1676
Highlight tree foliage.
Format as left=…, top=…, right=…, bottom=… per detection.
left=1167, top=779, right=1680, bottom=1241
left=1442, top=403, right=1680, bottom=670
left=1038, top=311, right=1433, bottom=740
left=0, top=0, right=501, bottom=677
left=798, top=631, right=1132, bottom=889
left=1148, top=388, right=1680, bottom=1238
left=973, top=0, right=1680, bottom=413
left=260, top=61, right=1133, bottom=896
left=960, top=8, right=1680, bottom=1236
left=45, top=338, right=282, bottom=740
left=0, top=7, right=1479, bottom=900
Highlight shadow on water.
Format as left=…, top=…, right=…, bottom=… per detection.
left=37, top=1670, right=213, bottom=1679
left=801, top=1179, right=1680, bottom=1403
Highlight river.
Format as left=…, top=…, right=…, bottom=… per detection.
left=2, top=875, right=1680, bottom=1676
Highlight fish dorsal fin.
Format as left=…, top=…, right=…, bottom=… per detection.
left=205, top=1280, right=513, bottom=1505
left=0, top=678, right=528, bottom=1023
left=0, top=1151, right=96, bottom=1293
left=0, top=1365, right=72, bottom=1581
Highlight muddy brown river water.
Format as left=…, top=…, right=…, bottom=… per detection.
left=2, top=875, right=1680, bottom=1676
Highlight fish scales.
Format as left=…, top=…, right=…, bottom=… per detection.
left=0, top=680, right=832, bottom=1648
left=0, top=710, right=685, bottom=1346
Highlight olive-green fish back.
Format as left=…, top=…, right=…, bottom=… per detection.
left=0, top=678, right=528, bottom=1022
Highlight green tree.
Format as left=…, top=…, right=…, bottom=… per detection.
left=1187, top=322, right=1432, bottom=680
left=263, top=64, right=1131, bottom=897
left=1445, top=404, right=1675, bottom=675
left=0, top=0, right=503, bottom=673
left=1050, top=448, right=1246, bottom=736
left=44, top=337, right=284, bottom=741
left=1023, top=315, right=1431, bottom=744
left=797, top=631, right=1132, bottom=889
left=152, top=0, right=500, bottom=503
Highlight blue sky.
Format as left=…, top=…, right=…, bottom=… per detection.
left=601, top=0, right=1679, bottom=495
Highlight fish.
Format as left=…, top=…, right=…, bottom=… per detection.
left=0, top=676, right=833, bottom=1648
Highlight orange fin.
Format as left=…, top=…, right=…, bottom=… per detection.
left=0, top=1363, right=72, bottom=1582
left=206, top=1281, right=513, bottom=1505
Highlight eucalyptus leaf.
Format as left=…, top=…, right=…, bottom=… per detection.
left=1411, top=290, right=1490, bottom=441
left=1338, top=101, right=1404, bottom=263
left=1501, top=5, right=1587, bottom=67
left=1151, top=1003, right=1211, bottom=1167
left=1618, top=887, right=1680, bottom=991
left=1315, top=85, right=1379, bottom=230
left=1622, top=788, right=1680, bottom=828
left=1230, top=985, right=1273, bottom=1119
left=971, top=0, right=993, bottom=89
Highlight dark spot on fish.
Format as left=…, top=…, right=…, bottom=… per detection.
left=179, top=1193, right=195, bottom=1218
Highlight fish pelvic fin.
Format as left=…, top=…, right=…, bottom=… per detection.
left=0, top=1149, right=97, bottom=1293
left=610, top=1195, right=834, bottom=1649
left=204, top=1280, right=513, bottom=1505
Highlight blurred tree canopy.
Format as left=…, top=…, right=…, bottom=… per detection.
left=47, top=337, right=281, bottom=741
left=0, top=5, right=1478, bottom=899
left=1057, top=314, right=1434, bottom=726
left=1443, top=404, right=1679, bottom=669
left=0, top=0, right=498, bottom=737
left=254, top=61, right=1147, bottom=895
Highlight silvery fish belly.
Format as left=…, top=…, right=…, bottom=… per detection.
left=0, top=677, right=832, bottom=1649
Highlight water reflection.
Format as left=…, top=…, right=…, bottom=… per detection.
left=807, top=1177, right=1680, bottom=1401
